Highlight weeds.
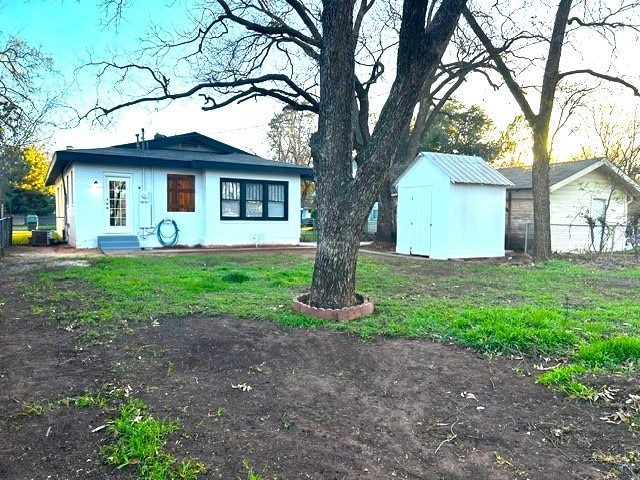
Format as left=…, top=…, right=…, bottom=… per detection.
left=575, top=337, right=640, bottom=367
left=74, top=394, right=108, bottom=409
left=100, top=398, right=207, bottom=480
left=239, top=459, right=277, bottom=480
left=19, top=402, right=46, bottom=416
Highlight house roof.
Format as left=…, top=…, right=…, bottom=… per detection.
left=45, top=132, right=312, bottom=186
left=397, top=152, right=513, bottom=186
left=497, top=158, right=640, bottom=197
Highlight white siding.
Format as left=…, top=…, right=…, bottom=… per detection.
left=203, top=170, right=301, bottom=246
left=396, top=159, right=449, bottom=256
left=447, top=184, right=506, bottom=259
left=550, top=170, right=629, bottom=252
left=54, top=162, right=302, bottom=249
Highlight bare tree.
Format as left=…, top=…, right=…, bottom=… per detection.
left=267, top=107, right=315, bottom=208
left=268, top=108, right=314, bottom=166
left=581, top=101, right=640, bottom=180
left=463, top=1, right=640, bottom=260
left=0, top=34, right=56, bottom=209
left=88, top=0, right=467, bottom=309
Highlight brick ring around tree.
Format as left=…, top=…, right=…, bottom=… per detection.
left=292, top=293, right=374, bottom=322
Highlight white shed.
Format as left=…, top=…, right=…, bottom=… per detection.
left=395, top=152, right=513, bottom=260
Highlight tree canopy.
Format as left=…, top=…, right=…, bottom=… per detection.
left=0, top=34, right=57, bottom=208
left=420, top=100, right=500, bottom=162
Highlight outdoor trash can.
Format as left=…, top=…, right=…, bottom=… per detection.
left=26, top=214, right=39, bottom=230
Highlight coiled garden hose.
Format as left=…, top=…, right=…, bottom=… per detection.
left=157, top=219, right=179, bottom=247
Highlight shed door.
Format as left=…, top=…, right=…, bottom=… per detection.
left=406, top=186, right=432, bottom=256
left=104, top=175, right=132, bottom=234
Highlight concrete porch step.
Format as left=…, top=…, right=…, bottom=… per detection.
left=97, top=235, right=141, bottom=252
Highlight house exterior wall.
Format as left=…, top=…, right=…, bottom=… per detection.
left=505, top=190, right=533, bottom=251
left=203, top=169, right=301, bottom=246
left=505, top=169, right=631, bottom=253
left=549, top=170, right=629, bottom=252
left=54, top=161, right=302, bottom=249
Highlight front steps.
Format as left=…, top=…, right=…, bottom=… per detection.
left=97, top=235, right=141, bottom=253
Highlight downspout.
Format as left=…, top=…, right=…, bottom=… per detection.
left=61, top=170, right=69, bottom=242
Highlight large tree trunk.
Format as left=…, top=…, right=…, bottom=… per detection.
left=530, top=0, right=573, bottom=260
left=310, top=0, right=466, bottom=308
left=309, top=0, right=358, bottom=308
left=375, top=179, right=396, bottom=243
left=531, top=125, right=552, bottom=259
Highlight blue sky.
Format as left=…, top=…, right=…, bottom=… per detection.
left=2, top=0, right=279, bottom=155
left=3, top=1, right=640, bottom=162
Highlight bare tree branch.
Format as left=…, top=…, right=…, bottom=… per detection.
left=558, top=69, right=640, bottom=96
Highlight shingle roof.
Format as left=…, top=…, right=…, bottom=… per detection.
left=46, top=133, right=312, bottom=185
left=497, top=158, right=602, bottom=189
left=415, top=152, right=513, bottom=186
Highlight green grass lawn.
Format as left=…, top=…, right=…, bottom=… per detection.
left=30, top=253, right=640, bottom=397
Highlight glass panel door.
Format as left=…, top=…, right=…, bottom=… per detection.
left=105, top=175, right=132, bottom=234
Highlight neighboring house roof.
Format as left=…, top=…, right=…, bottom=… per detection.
left=497, top=158, right=640, bottom=197
left=45, top=132, right=313, bottom=186
left=397, top=152, right=514, bottom=186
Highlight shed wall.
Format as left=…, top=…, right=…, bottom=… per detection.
left=447, top=184, right=507, bottom=258
left=396, top=157, right=507, bottom=259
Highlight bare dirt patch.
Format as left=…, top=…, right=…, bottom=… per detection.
left=0, top=249, right=638, bottom=479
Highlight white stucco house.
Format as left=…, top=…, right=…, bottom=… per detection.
left=395, top=152, right=513, bottom=260
left=45, top=132, right=312, bottom=250
left=498, top=158, right=640, bottom=253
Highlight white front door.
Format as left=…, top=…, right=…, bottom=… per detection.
left=104, top=175, right=132, bottom=234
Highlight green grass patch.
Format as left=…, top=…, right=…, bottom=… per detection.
left=31, top=253, right=640, bottom=396
left=100, top=398, right=207, bottom=479
left=575, top=336, right=640, bottom=367
left=537, top=364, right=596, bottom=398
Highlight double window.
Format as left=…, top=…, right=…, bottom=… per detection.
left=167, top=174, right=195, bottom=212
left=221, top=178, right=288, bottom=220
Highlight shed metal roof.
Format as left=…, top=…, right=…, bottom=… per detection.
left=415, top=152, right=514, bottom=186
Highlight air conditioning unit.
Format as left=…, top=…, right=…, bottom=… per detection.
left=31, top=230, right=49, bottom=246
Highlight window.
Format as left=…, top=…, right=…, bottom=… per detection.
left=591, top=198, right=606, bottom=220
left=268, top=184, right=286, bottom=218
left=220, top=178, right=288, bottom=220
left=245, top=182, right=263, bottom=218
left=167, top=174, right=195, bottom=212
left=221, top=180, right=240, bottom=217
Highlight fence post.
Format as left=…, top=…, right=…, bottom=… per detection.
left=524, top=223, right=529, bottom=255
